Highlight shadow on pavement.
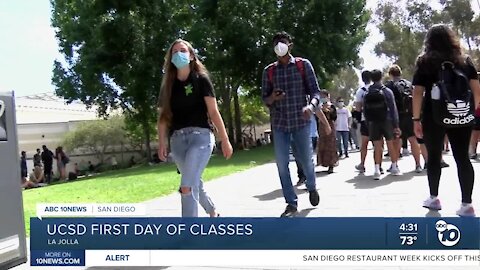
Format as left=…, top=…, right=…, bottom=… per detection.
left=296, top=207, right=316, bottom=217
left=253, top=186, right=307, bottom=201
left=425, top=210, right=442, bottom=218
left=253, top=189, right=284, bottom=201
left=315, top=170, right=332, bottom=176
left=345, top=171, right=417, bottom=189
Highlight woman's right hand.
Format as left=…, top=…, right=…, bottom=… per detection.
left=158, top=143, right=168, bottom=162
left=221, top=140, right=233, bottom=160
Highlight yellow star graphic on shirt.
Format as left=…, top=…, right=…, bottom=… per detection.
left=185, top=85, right=193, bottom=96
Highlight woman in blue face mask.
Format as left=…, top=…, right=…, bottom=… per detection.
left=157, top=39, right=233, bottom=217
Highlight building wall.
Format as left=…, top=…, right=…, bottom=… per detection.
left=17, top=121, right=79, bottom=155
left=17, top=121, right=145, bottom=177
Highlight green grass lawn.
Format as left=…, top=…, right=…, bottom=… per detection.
left=23, top=145, right=274, bottom=235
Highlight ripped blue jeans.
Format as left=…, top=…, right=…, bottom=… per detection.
left=170, top=127, right=215, bottom=217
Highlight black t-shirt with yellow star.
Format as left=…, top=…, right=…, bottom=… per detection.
left=170, top=71, right=215, bottom=133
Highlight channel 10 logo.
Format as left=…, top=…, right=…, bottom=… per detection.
left=435, top=220, right=460, bottom=247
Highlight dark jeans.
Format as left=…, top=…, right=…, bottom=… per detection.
left=423, top=120, right=474, bottom=203
left=336, top=131, right=350, bottom=155
left=297, top=137, right=318, bottom=180
left=312, top=137, right=318, bottom=152
left=44, top=165, right=52, bottom=184
left=274, top=125, right=316, bottom=207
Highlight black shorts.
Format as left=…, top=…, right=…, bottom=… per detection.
left=474, top=116, right=480, bottom=131
left=369, top=120, right=394, bottom=141
left=416, top=137, right=424, bottom=144
left=360, top=121, right=369, bottom=137
left=399, top=115, right=414, bottom=139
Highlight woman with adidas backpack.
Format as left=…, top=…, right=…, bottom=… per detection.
left=412, top=24, right=480, bottom=217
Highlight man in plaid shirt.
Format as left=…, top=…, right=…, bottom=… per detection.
left=262, top=31, right=326, bottom=217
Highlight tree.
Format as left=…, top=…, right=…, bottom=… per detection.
left=440, top=0, right=480, bottom=66
left=123, top=114, right=156, bottom=157
left=373, top=0, right=480, bottom=78
left=188, top=0, right=369, bottom=147
left=63, top=117, right=126, bottom=163
left=373, top=0, right=442, bottom=79
left=51, top=0, right=193, bottom=161
left=273, top=0, right=370, bottom=84
left=52, top=0, right=369, bottom=152
left=328, top=66, right=360, bottom=102
left=237, top=91, right=269, bottom=145
left=187, top=1, right=277, bottom=147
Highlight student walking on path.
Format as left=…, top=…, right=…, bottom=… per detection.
left=157, top=39, right=233, bottom=217
left=262, top=31, right=328, bottom=217
left=412, top=24, right=480, bottom=217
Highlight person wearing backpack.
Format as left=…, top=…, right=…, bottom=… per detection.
left=354, top=70, right=384, bottom=174
left=262, top=31, right=328, bottom=217
left=412, top=24, right=480, bottom=217
left=364, top=69, right=401, bottom=180
left=385, top=65, right=422, bottom=173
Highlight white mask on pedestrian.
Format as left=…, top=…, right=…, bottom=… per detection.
left=274, top=42, right=289, bottom=57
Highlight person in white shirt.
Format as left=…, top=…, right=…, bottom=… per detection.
left=335, top=98, right=352, bottom=158
left=354, top=70, right=376, bottom=173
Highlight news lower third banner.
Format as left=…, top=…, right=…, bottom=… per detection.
left=30, top=217, right=480, bottom=267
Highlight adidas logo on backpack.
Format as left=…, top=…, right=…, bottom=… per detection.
left=431, top=61, right=475, bottom=128
left=443, top=100, right=475, bottom=124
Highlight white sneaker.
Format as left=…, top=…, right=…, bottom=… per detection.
left=456, top=204, right=476, bottom=217
left=423, top=197, right=442, bottom=210
left=390, top=167, right=401, bottom=176
left=355, top=164, right=365, bottom=173
left=402, top=148, right=410, bottom=156
left=373, top=171, right=381, bottom=180
left=415, top=165, right=423, bottom=173
left=386, top=165, right=392, bottom=173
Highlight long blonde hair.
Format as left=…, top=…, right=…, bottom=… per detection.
left=158, top=39, right=209, bottom=126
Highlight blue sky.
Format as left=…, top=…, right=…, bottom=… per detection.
left=0, top=0, right=62, bottom=97
left=0, top=0, right=388, bottom=97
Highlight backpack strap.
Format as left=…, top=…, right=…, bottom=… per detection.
left=267, top=58, right=308, bottom=92
left=295, top=57, right=310, bottom=94
left=295, top=57, right=306, bottom=82
left=266, top=62, right=277, bottom=89
left=379, top=85, right=387, bottom=93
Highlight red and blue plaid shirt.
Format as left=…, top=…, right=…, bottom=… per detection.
left=262, top=55, right=321, bottom=132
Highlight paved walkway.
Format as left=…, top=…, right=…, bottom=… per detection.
left=144, top=149, right=480, bottom=218
left=13, top=149, right=480, bottom=270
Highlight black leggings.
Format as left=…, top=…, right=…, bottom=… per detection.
left=423, top=121, right=475, bottom=203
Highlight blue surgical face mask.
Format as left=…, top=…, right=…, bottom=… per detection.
left=171, top=51, right=190, bottom=69
left=320, top=98, right=328, bottom=104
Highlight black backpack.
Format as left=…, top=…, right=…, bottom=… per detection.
left=388, top=79, right=412, bottom=114
left=431, top=61, right=475, bottom=128
left=363, top=85, right=388, bottom=122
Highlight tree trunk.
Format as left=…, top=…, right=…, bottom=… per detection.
left=466, top=37, right=473, bottom=55
left=232, top=85, right=242, bottom=148
left=221, top=77, right=234, bottom=144
left=142, top=120, right=152, bottom=162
